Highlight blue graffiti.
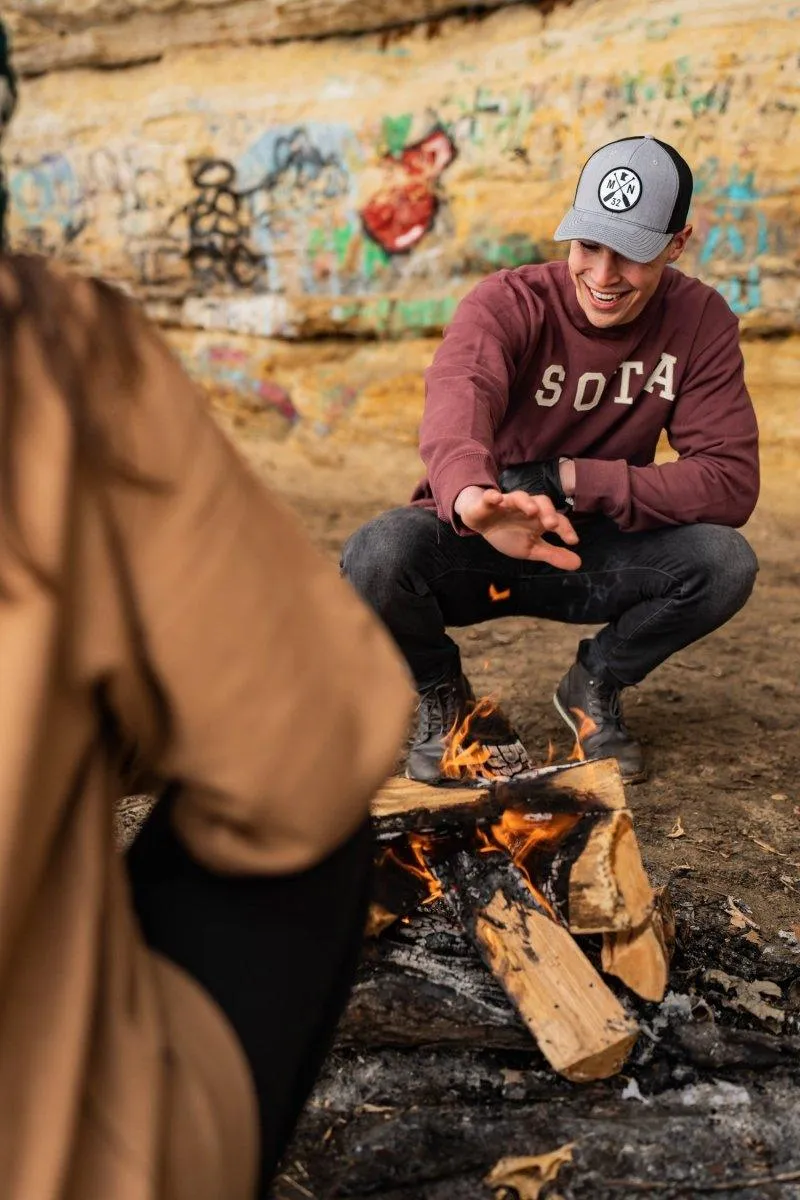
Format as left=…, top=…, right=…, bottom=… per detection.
left=236, top=124, right=358, bottom=294
left=10, top=153, right=86, bottom=247
left=695, top=163, right=771, bottom=314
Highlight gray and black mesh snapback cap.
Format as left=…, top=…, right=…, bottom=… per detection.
left=554, top=135, right=693, bottom=263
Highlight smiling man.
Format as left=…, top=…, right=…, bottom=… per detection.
left=342, top=135, right=760, bottom=785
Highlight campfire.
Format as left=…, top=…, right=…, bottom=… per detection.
left=368, top=706, right=671, bottom=1082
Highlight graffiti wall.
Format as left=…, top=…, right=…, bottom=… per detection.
left=4, top=0, right=799, bottom=438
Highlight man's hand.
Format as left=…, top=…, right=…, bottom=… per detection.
left=454, top=486, right=581, bottom=570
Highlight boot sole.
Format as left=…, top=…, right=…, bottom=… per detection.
left=552, top=692, right=648, bottom=785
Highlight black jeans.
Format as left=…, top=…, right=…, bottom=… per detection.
left=341, top=507, right=758, bottom=689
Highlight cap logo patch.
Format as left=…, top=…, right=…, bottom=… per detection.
left=598, top=167, right=642, bottom=213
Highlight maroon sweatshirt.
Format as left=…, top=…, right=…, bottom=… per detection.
left=412, top=261, right=759, bottom=533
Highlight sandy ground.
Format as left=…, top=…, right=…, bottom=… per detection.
left=233, top=424, right=799, bottom=947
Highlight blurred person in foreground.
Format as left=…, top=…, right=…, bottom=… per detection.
left=342, top=135, right=759, bottom=786
left=0, top=249, right=413, bottom=1200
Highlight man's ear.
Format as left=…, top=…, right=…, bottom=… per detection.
left=666, top=224, right=693, bottom=263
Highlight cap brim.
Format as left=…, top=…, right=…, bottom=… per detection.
left=554, top=207, right=673, bottom=264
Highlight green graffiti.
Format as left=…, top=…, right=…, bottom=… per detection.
left=306, top=227, right=327, bottom=258
left=362, top=236, right=391, bottom=281
left=392, top=296, right=458, bottom=333
left=332, top=223, right=355, bottom=266
left=645, top=13, right=682, bottom=39
left=472, top=234, right=543, bottom=270
left=330, top=295, right=458, bottom=335
left=621, top=72, right=642, bottom=106
left=381, top=113, right=413, bottom=157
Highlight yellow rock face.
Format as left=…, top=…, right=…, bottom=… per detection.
left=6, top=1, right=517, bottom=74
left=3, top=0, right=799, bottom=449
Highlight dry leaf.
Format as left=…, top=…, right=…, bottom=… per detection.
left=485, top=1143, right=575, bottom=1199
left=771, top=793, right=789, bottom=801
left=704, top=970, right=784, bottom=1033
left=725, top=896, right=760, bottom=932
left=667, top=817, right=686, bottom=839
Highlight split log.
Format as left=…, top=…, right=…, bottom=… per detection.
left=567, top=809, right=655, bottom=935
left=601, top=885, right=674, bottom=1004
left=601, top=917, right=670, bottom=1004
left=371, top=759, right=626, bottom=840
left=433, top=847, right=639, bottom=1081
left=371, top=775, right=500, bottom=841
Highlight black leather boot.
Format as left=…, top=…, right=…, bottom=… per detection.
left=406, top=672, right=532, bottom=784
left=554, top=659, right=647, bottom=784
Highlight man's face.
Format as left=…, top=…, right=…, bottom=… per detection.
left=567, top=227, right=692, bottom=329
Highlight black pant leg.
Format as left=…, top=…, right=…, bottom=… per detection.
left=125, top=791, right=372, bottom=1195
left=341, top=505, right=497, bottom=688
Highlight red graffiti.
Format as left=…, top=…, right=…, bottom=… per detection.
left=360, top=128, right=456, bottom=255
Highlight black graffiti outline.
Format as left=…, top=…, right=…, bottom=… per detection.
left=174, top=127, right=350, bottom=290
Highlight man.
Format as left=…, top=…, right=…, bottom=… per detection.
left=342, top=134, right=759, bottom=785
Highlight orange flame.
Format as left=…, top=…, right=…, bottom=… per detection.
left=408, top=833, right=444, bottom=905
left=481, top=809, right=582, bottom=918
left=566, top=706, right=598, bottom=762
left=488, top=583, right=511, bottom=602
left=440, top=696, right=498, bottom=782
left=379, top=833, right=443, bottom=906
left=491, top=808, right=581, bottom=866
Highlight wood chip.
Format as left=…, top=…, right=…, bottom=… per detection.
left=485, top=1143, right=576, bottom=1199
left=666, top=817, right=686, bottom=839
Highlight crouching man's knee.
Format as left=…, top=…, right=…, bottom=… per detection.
left=695, top=525, right=759, bottom=621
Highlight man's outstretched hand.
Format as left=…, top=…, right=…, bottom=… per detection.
left=454, top=486, right=581, bottom=570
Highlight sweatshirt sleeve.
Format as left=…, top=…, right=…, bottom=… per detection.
left=573, top=295, right=759, bottom=532
left=104, top=318, right=414, bottom=876
left=421, top=274, right=535, bottom=529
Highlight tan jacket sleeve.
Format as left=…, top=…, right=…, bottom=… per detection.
left=104, top=319, right=413, bottom=874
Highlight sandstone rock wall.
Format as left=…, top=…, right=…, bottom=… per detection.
left=3, top=0, right=799, bottom=448
left=6, top=1, right=521, bottom=75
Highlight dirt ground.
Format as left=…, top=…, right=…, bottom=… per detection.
left=235, top=425, right=799, bottom=948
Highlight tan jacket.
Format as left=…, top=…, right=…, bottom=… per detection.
left=0, top=268, right=413, bottom=1199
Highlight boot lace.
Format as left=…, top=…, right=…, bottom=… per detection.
left=589, top=676, right=628, bottom=733
left=416, top=678, right=465, bottom=740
